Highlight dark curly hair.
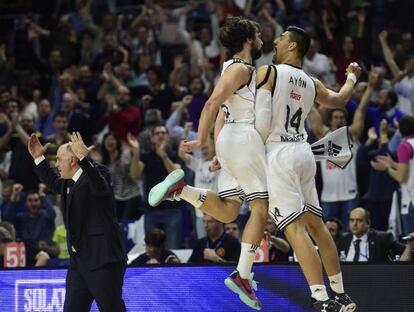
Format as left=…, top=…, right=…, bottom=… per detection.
left=219, top=16, right=260, bottom=55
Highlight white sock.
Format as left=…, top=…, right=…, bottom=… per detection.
left=236, top=242, right=258, bottom=279
left=310, top=285, right=329, bottom=302
left=329, top=272, right=344, bottom=294
left=179, top=185, right=207, bottom=208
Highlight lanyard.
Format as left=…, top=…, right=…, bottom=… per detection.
left=206, top=233, right=227, bottom=250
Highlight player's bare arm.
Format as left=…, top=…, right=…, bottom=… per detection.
left=182, top=63, right=251, bottom=152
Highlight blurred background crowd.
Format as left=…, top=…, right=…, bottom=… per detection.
left=0, top=0, right=413, bottom=267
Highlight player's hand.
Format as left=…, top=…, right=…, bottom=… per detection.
left=181, top=140, right=202, bottom=152
left=209, top=156, right=221, bottom=172
left=345, top=62, right=361, bottom=80
left=28, top=134, right=50, bottom=159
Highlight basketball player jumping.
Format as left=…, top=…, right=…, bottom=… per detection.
left=254, top=26, right=360, bottom=312
left=149, top=17, right=268, bottom=310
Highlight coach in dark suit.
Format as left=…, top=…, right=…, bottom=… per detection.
left=28, top=132, right=127, bottom=311
left=337, top=208, right=405, bottom=262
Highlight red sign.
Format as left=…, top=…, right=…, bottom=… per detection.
left=4, top=242, right=26, bottom=268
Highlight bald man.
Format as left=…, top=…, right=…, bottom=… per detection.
left=28, top=132, right=127, bottom=312
left=338, top=208, right=405, bottom=263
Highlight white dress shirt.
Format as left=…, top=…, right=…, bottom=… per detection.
left=346, top=233, right=369, bottom=262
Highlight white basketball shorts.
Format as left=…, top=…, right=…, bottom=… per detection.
left=266, top=142, right=322, bottom=230
left=216, top=124, right=268, bottom=202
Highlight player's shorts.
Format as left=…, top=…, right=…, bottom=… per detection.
left=266, top=142, right=322, bottom=230
left=216, top=124, right=268, bottom=202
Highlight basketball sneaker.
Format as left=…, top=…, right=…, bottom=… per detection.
left=224, top=270, right=262, bottom=310
left=148, top=169, right=186, bottom=207
left=312, top=298, right=345, bottom=312
left=331, top=291, right=356, bottom=312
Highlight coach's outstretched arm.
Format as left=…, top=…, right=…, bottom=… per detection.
left=314, top=62, right=361, bottom=108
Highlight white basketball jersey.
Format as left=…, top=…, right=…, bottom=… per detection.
left=267, top=64, right=316, bottom=143
left=221, top=59, right=256, bottom=124
left=320, top=142, right=359, bottom=202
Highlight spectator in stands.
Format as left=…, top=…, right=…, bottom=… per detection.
left=189, top=214, right=240, bottom=264
left=99, top=86, right=141, bottom=142
left=186, top=77, right=208, bottom=131
left=178, top=134, right=217, bottom=239
left=0, top=180, right=21, bottom=220
left=308, top=69, right=373, bottom=228
left=357, top=123, right=398, bottom=230
left=101, top=132, right=143, bottom=220
left=130, top=228, right=179, bottom=265
left=0, top=222, right=49, bottom=267
left=3, top=185, right=55, bottom=246
left=225, top=221, right=241, bottom=241
left=35, top=99, right=55, bottom=138
left=325, top=217, right=344, bottom=246
left=133, top=65, right=177, bottom=119
left=338, top=208, right=406, bottom=262
left=321, top=8, right=364, bottom=85
left=166, top=95, right=197, bottom=147
left=138, top=108, right=163, bottom=154
left=40, top=223, right=69, bottom=267
left=303, top=39, right=335, bottom=87
left=371, top=116, right=414, bottom=235
left=44, top=112, right=71, bottom=163
left=0, top=111, right=41, bottom=190
left=131, top=125, right=182, bottom=249
left=264, top=217, right=290, bottom=262
left=61, top=92, right=92, bottom=145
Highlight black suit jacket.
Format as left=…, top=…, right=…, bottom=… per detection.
left=35, top=157, right=127, bottom=270
left=338, top=229, right=405, bottom=262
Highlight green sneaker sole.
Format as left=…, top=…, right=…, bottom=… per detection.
left=148, top=169, right=185, bottom=207
left=224, top=278, right=261, bottom=310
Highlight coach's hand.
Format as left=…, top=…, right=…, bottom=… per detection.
left=181, top=140, right=202, bottom=152
left=70, top=132, right=95, bottom=159
left=28, top=133, right=50, bottom=159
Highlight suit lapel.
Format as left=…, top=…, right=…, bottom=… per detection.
left=368, top=230, right=376, bottom=262
left=344, top=234, right=353, bottom=256
left=66, top=174, right=85, bottom=213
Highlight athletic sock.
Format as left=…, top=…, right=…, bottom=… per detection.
left=329, top=272, right=345, bottom=294
left=236, top=242, right=258, bottom=279
left=179, top=185, right=207, bottom=208
left=310, top=285, right=329, bottom=302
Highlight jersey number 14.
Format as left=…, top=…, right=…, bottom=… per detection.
left=285, top=106, right=303, bottom=134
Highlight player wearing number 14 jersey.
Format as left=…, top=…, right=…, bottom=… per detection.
left=255, top=26, right=360, bottom=312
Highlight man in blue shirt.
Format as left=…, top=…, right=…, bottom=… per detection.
left=3, top=186, right=56, bottom=246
